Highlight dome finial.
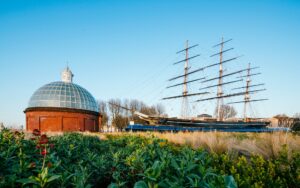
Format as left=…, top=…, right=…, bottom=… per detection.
left=61, top=66, right=74, bottom=83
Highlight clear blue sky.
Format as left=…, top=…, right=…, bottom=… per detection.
left=0, top=0, right=299, bottom=127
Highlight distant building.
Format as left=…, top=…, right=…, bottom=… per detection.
left=270, top=114, right=297, bottom=128
left=24, top=67, right=101, bottom=132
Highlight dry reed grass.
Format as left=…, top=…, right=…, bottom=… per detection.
left=24, top=130, right=300, bottom=159
left=99, top=131, right=300, bottom=159
left=151, top=131, right=300, bottom=159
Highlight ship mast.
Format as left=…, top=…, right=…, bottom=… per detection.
left=228, top=64, right=268, bottom=120
left=212, top=38, right=235, bottom=121
left=194, top=38, right=268, bottom=121
left=181, top=40, right=189, bottom=117
left=243, top=63, right=251, bottom=121
left=216, top=37, right=224, bottom=121
left=162, top=41, right=207, bottom=118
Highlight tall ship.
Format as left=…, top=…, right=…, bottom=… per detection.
left=126, top=38, right=271, bottom=132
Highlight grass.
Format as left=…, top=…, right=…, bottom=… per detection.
left=99, top=131, right=300, bottom=159
left=24, top=130, right=300, bottom=159
left=152, top=132, right=300, bottom=158
left=163, top=132, right=300, bottom=158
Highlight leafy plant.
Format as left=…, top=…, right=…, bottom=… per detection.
left=1, top=129, right=299, bottom=187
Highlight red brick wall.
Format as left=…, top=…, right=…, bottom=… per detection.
left=84, top=118, right=96, bottom=131
left=26, top=110, right=100, bottom=132
left=40, top=116, right=60, bottom=131
left=63, top=117, right=79, bottom=131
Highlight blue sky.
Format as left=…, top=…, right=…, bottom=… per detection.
left=0, top=0, right=299, bottom=127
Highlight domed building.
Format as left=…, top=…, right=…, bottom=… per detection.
left=24, top=67, right=101, bottom=132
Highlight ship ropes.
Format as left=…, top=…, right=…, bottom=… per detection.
left=162, top=38, right=268, bottom=121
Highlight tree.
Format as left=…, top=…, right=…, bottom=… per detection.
left=140, top=104, right=156, bottom=115
left=107, top=98, right=166, bottom=127
left=214, top=105, right=237, bottom=120
left=108, top=99, right=130, bottom=131
left=98, top=100, right=109, bottom=127
left=155, top=103, right=165, bottom=116
left=291, top=121, right=300, bottom=131
left=293, top=113, right=300, bottom=119
left=112, top=114, right=128, bottom=130
left=108, top=99, right=122, bottom=119
left=123, top=99, right=130, bottom=118
left=291, top=113, right=300, bottom=132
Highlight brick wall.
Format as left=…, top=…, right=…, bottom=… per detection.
left=25, top=110, right=101, bottom=132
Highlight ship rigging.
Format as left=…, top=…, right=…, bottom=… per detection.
left=162, top=38, right=268, bottom=122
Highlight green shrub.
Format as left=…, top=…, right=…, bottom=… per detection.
left=211, top=147, right=300, bottom=188
left=1, top=129, right=299, bottom=187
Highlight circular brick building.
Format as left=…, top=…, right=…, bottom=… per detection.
left=24, top=67, right=101, bottom=132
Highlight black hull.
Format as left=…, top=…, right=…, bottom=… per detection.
left=126, top=118, right=272, bottom=132
left=125, top=124, right=288, bottom=132
left=157, top=118, right=270, bottom=129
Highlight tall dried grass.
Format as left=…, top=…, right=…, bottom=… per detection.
left=148, top=131, right=300, bottom=159
left=97, top=131, right=300, bottom=159
left=24, top=130, right=300, bottom=159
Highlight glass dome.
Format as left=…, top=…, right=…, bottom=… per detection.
left=28, top=81, right=99, bottom=112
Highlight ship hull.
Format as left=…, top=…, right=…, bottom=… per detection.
left=125, top=119, right=273, bottom=132
left=125, top=124, right=288, bottom=132
left=156, top=118, right=270, bottom=129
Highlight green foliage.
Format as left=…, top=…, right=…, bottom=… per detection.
left=211, top=147, right=300, bottom=188
left=0, top=129, right=299, bottom=187
left=17, top=167, right=61, bottom=188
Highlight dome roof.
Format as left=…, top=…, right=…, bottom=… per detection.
left=27, top=67, right=98, bottom=112
left=28, top=81, right=99, bottom=112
